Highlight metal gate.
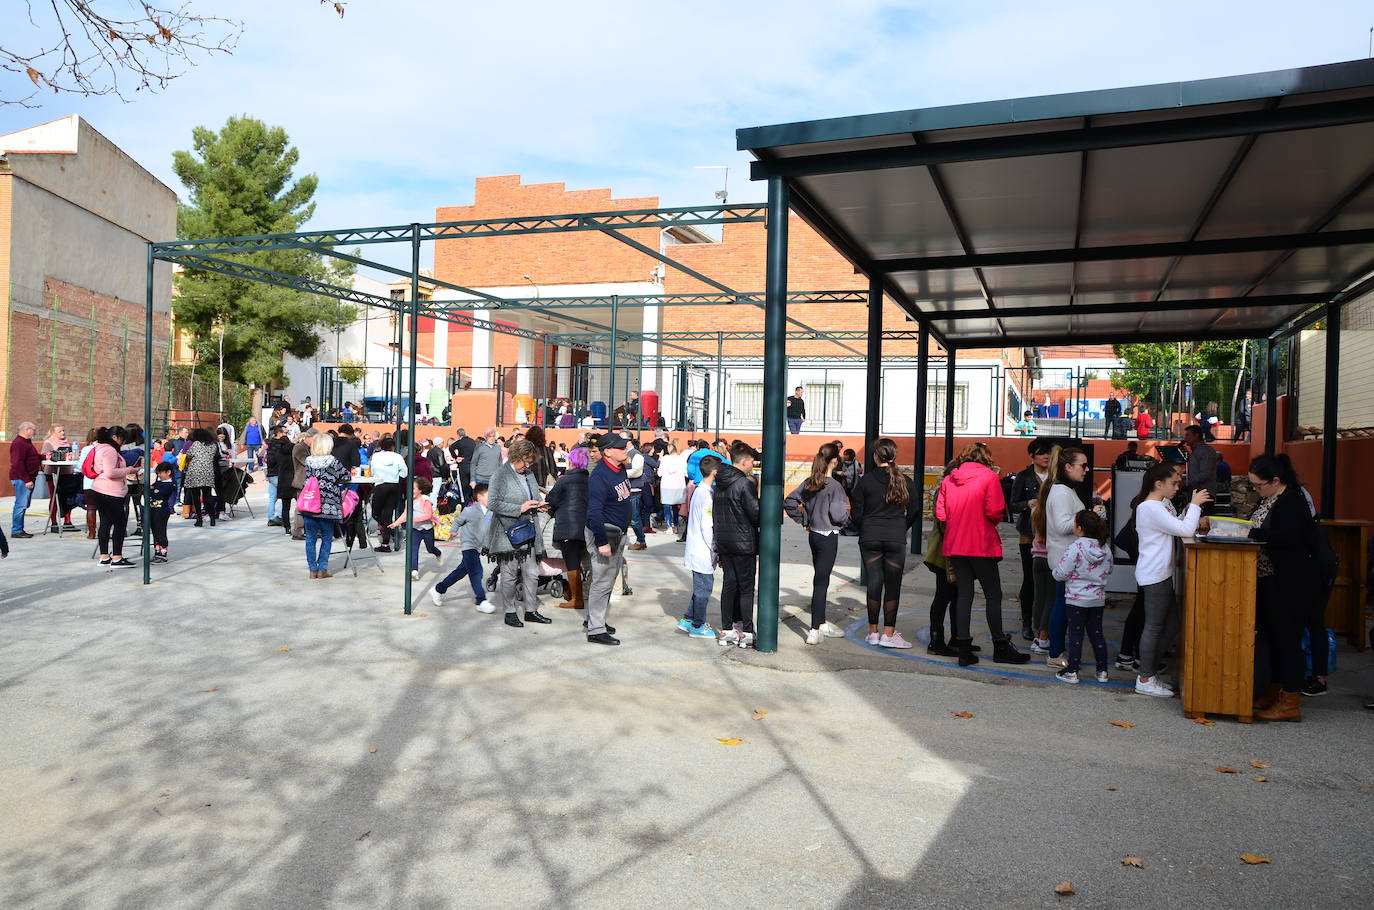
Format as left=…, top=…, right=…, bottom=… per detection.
left=675, top=364, right=711, bottom=432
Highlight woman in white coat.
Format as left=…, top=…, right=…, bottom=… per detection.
left=657, top=442, right=688, bottom=531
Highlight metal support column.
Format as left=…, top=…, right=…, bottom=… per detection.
left=608, top=295, right=619, bottom=429
left=864, top=275, right=882, bottom=469
left=403, top=225, right=421, bottom=614
left=1265, top=338, right=1279, bottom=456
left=944, top=347, right=957, bottom=464
left=911, top=323, right=929, bottom=555
left=715, top=332, right=724, bottom=438
left=757, top=178, right=788, bottom=654
left=1320, top=301, right=1342, bottom=518
left=142, top=244, right=154, bottom=585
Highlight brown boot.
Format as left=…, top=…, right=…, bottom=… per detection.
left=310, top=570, right=319, bottom=579
left=86, top=509, right=97, bottom=539
left=556, top=570, right=583, bottom=609
left=1255, top=690, right=1302, bottom=723
left=1253, top=682, right=1282, bottom=711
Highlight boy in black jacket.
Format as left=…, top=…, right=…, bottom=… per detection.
left=712, top=441, right=761, bottom=648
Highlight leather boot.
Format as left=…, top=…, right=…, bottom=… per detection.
left=556, top=569, right=582, bottom=609
left=86, top=509, right=97, bottom=539
left=955, top=637, right=979, bottom=667
left=992, top=634, right=1031, bottom=664
left=1255, top=690, right=1301, bottom=723
left=926, top=629, right=958, bottom=657
left=1253, top=682, right=1282, bottom=711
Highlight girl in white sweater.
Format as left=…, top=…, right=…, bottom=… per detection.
left=1133, top=461, right=1210, bottom=697
left=1031, top=447, right=1090, bottom=668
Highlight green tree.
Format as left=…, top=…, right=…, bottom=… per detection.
left=1111, top=340, right=1247, bottom=418
left=173, top=116, right=357, bottom=387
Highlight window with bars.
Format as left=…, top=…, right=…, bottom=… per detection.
left=731, top=381, right=845, bottom=428
left=733, top=382, right=764, bottom=426
left=927, top=383, right=969, bottom=430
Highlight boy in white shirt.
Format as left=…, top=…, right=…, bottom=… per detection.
left=678, top=455, right=722, bottom=638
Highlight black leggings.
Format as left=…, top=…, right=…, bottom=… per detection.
left=807, top=532, right=839, bottom=629
left=558, top=537, right=586, bottom=573
left=1257, top=575, right=1306, bottom=693
left=186, top=485, right=217, bottom=517
left=91, top=490, right=128, bottom=556
left=950, top=555, right=1004, bottom=641
left=1119, top=590, right=1145, bottom=657
left=1017, top=541, right=1034, bottom=627
left=860, top=538, right=905, bottom=628
left=373, top=482, right=401, bottom=545
left=1066, top=605, right=1109, bottom=673
left=928, top=564, right=957, bottom=638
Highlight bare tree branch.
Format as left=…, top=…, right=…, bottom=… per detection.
left=1, top=1, right=347, bottom=107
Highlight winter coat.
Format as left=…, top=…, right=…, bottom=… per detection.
left=332, top=435, right=361, bottom=470
left=784, top=476, right=850, bottom=534
left=935, top=461, right=1005, bottom=558
left=545, top=468, right=588, bottom=543
left=292, top=439, right=311, bottom=489
left=585, top=460, right=632, bottom=547
left=8, top=435, right=40, bottom=483
left=658, top=453, right=688, bottom=505
left=1051, top=537, right=1114, bottom=607
left=851, top=469, right=919, bottom=545
left=268, top=437, right=295, bottom=484
left=711, top=463, right=760, bottom=556
left=91, top=443, right=138, bottom=498
left=1009, top=465, right=1046, bottom=537
left=451, top=502, right=488, bottom=551
left=1248, top=485, right=1320, bottom=594
left=303, top=455, right=351, bottom=521
left=183, top=441, right=220, bottom=489
left=482, top=462, right=545, bottom=557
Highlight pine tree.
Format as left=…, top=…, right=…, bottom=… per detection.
left=172, top=115, right=356, bottom=387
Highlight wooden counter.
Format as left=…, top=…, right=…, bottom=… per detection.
left=1321, top=520, right=1369, bottom=652
left=1180, top=539, right=1259, bottom=724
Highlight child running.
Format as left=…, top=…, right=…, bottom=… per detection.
left=1050, top=510, right=1114, bottom=684
left=678, top=454, right=721, bottom=639
left=390, top=477, right=442, bottom=580
left=429, top=483, right=494, bottom=612
left=149, top=462, right=178, bottom=563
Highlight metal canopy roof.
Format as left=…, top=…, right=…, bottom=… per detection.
left=738, top=59, right=1374, bottom=348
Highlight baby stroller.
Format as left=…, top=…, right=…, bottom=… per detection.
left=486, top=553, right=569, bottom=603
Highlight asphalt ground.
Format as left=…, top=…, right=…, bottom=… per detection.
left=1, top=481, right=1371, bottom=910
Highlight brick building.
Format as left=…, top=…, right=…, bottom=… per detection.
left=0, top=115, right=175, bottom=468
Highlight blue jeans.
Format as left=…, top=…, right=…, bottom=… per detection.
left=409, top=527, right=440, bottom=565
left=266, top=475, right=279, bottom=520
left=787, top=418, right=803, bottom=434
left=628, top=491, right=644, bottom=543
left=436, top=548, right=487, bottom=601
left=1048, top=579, right=1068, bottom=658
left=686, top=570, right=713, bottom=627
left=661, top=503, right=677, bottom=527
left=247, top=444, right=261, bottom=468
left=303, top=515, right=334, bottom=572
left=11, top=480, right=32, bottom=534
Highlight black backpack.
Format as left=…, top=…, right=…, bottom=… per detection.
left=1000, top=474, right=1016, bottom=524
left=1308, top=519, right=1339, bottom=583
left=1113, top=509, right=1139, bottom=561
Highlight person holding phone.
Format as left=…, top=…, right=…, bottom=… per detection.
left=483, top=439, right=551, bottom=628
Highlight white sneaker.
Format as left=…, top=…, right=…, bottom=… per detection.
left=1135, top=676, right=1173, bottom=698
left=1095, top=670, right=1110, bottom=683
left=1046, top=655, right=1068, bottom=669
left=411, top=569, right=419, bottom=580
left=865, top=632, right=880, bottom=644
left=429, top=587, right=443, bottom=607
left=737, top=632, right=755, bottom=649
left=819, top=621, right=845, bottom=638
left=718, top=628, right=741, bottom=647
left=474, top=600, right=496, bottom=614
left=805, top=628, right=822, bottom=646
left=1054, top=668, right=1080, bottom=685
left=1030, top=638, right=1050, bottom=654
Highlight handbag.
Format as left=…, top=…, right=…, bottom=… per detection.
left=505, top=516, right=537, bottom=549
left=297, top=476, right=323, bottom=514
left=923, top=519, right=947, bottom=571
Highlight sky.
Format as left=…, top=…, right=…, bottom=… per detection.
left=2, top=0, right=1373, bottom=270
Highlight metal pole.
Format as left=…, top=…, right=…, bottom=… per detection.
left=912, top=323, right=929, bottom=555
left=715, top=332, right=724, bottom=439
left=864, top=274, right=882, bottom=469
left=1265, top=338, right=1279, bottom=455
left=1320, top=301, right=1341, bottom=518
left=142, top=245, right=154, bottom=585
left=404, top=225, right=421, bottom=614
left=944, top=348, right=957, bottom=464
left=608, top=295, right=619, bottom=430
left=757, top=177, right=789, bottom=654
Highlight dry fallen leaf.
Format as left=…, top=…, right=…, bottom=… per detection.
left=1105, top=786, right=1119, bottom=791
left=1121, top=857, right=1144, bottom=868
left=1240, top=853, right=1271, bottom=865
left=949, top=711, right=974, bottom=719
left=369, top=747, right=378, bottom=754
left=753, top=709, right=769, bottom=716
left=1249, top=760, right=1269, bottom=769
left=1252, top=776, right=1269, bottom=783
left=203, top=686, right=219, bottom=693
left=1193, top=717, right=1216, bottom=726
left=717, top=738, right=742, bottom=746
left=1108, top=721, right=1136, bottom=728
left=1053, top=881, right=1076, bottom=896
left=278, top=647, right=292, bottom=653
left=1216, top=766, right=1240, bottom=774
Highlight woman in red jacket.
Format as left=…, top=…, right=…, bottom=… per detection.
left=936, top=443, right=1030, bottom=666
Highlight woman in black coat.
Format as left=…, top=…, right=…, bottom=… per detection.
left=544, top=445, right=590, bottom=609
left=271, top=432, right=299, bottom=536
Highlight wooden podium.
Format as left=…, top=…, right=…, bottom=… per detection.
left=1180, top=540, right=1259, bottom=724
left=1322, top=520, right=1369, bottom=651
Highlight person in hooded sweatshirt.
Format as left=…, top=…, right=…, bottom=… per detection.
left=1050, top=510, right=1115, bottom=685
left=712, top=441, right=761, bottom=649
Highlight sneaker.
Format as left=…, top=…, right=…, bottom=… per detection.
left=1301, top=677, right=1328, bottom=697
left=474, top=600, right=496, bottom=614
left=718, top=629, right=741, bottom=647
left=410, top=569, right=419, bottom=580
left=1054, top=669, right=1079, bottom=684
left=819, top=621, right=845, bottom=638
left=865, top=632, right=880, bottom=645
left=429, top=587, right=444, bottom=607
left=110, top=557, right=135, bottom=568
left=98, top=557, right=111, bottom=566
left=737, top=632, right=755, bottom=649
left=688, top=624, right=716, bottom=639
left=1114, top=655, right=1139, bottom=671
left=1095, top=670, right=1110, bottom=683
left=152, top=554, right=168, bottom=564
left=879, top=632, right=914, bottom=649
left=1030, top=639, right=1050, bottom=654
left=1021, top=627, right=1035, bottom=642
left=621, top=586, right=634, bottom=596
left=805, top=628, right=822, bottom=646
left=676, top=618, right=693, bottom=633
left=1046, top=655, right=1068, bottom=669
left=1135, top=676, right=1173, bottom=698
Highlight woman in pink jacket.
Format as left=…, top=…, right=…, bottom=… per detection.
left=936, top=443, right=1029, bottom=666
left=89, top=425, right=141, bottom=567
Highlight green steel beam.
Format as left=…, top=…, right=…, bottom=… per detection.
left=756, top=178, right=788, bottom=654
left=422, top=289, right=870, bottom=312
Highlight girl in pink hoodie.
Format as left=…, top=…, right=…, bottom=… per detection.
left=936, top=443, right=1029, bottom=666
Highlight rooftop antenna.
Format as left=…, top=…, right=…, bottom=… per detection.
left=694, top=165, right=729, bottom=203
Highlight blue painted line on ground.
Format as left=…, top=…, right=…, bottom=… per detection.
left=842, top=611, right=1136, bottom=689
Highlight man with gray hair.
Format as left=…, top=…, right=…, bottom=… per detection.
left=469, top=427, right=502, bottom=489
left=8, top=421, right=41, bottom=538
